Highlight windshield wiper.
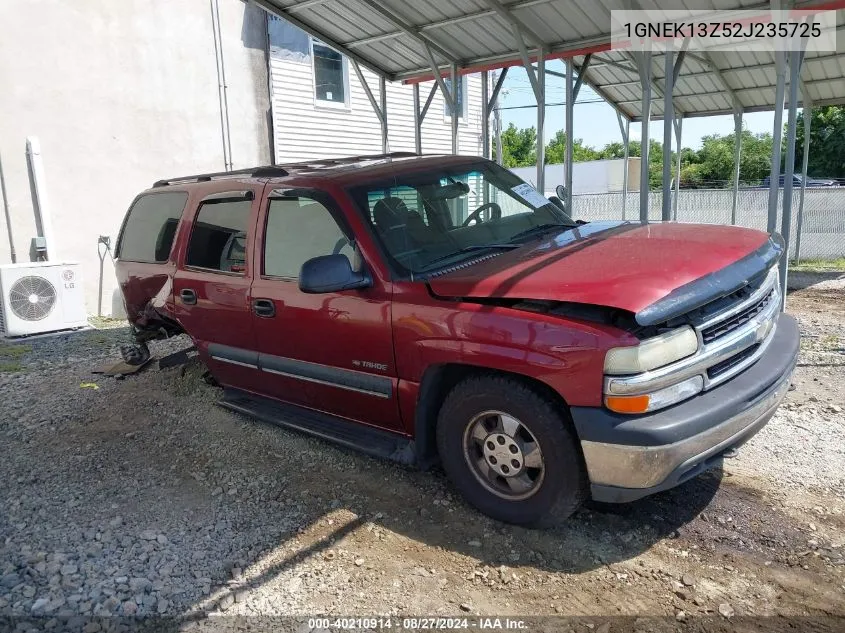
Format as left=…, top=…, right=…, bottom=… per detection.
left=508, top=223, right=574, bottom=243
left=419, top=244, right=520, bottom=271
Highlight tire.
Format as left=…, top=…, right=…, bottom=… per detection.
left=436, top=374, right=587, bottom=528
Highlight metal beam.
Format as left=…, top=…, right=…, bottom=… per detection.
left=730, top=108, right=743, bottom=225
left=451, top=63, right=459, bottom=154
left=673, top=116, right=682, bottom=220
left=488, top=67, right=508, bottom=112
left=565, top=59, right=574, bottom=212
left=413, top=83, right=422, bottom=155
left=767, top=50, right=787, bottom=235
left=794, top=99, right=812, bottom=263
left=352, top=60, right=388, bottom=153
left=356, top=0, right=460, bottom=65
left=481, top=0, right=545, bottom=46
left=572, top=54, right=592, bottom=101
left=634, top=50, right=652, bottom=224
left=481, top=71, right=490, bottom=159
left=662, top=45, right=674, bottom=221
left=779, top=49, right=805, bottom=308
left=420, top=82, right=438, bottom=121
left=618, top=112, right=629, bottom=220
left=422, top=44, right=456, bottom=112
left=537, top=50, right=545, bottom=193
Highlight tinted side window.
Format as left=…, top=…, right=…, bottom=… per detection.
left=264, top=197, right=353, bottom=279
left=118, top=192, right=188, bottom=263
left=186, top=199, right=251, bottom=273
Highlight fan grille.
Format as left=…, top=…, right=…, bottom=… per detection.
left=9, top=275, right=57, bottom=321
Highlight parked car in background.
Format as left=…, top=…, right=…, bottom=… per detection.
left=115, top=153, right=799, bottom=527
left=762, top=174, right=839, bottom=188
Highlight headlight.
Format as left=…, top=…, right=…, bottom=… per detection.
left=604, top=326, right=698, bottom=375
left=605, top=375, right=703, bottom=414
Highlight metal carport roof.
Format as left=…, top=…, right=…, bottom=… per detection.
left=252, top=0, right=845, bottom=119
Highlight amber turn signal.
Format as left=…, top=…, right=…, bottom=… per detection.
left=604, top=394, right=651, bottom=414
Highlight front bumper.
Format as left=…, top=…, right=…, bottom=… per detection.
left=571, top=313, right=799, bottom=503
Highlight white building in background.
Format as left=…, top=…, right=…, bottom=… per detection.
left=0, top=3, right=485, bottom=318
left=268, top=17, right=484, bottom=161
left=0, top=0, right=272, bottom=317
left=512, top=158, right=642, bottom=197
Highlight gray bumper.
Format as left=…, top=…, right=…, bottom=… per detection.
left=571, top=313, right=799, bottom=503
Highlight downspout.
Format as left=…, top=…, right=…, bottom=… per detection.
left=25, top=137, right=56, bottom=261
left=263, top=9, right=276, bottom=164
left=0, top=151, right=16, bottom=263
left=211, top=0, right=233, bottom=171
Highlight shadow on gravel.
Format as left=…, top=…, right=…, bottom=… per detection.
left=787, top=270, right=845, bottom=291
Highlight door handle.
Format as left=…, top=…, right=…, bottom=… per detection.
left=253, top=298, right=276, bottom=318
left=180, top=288, right=197, bottom=305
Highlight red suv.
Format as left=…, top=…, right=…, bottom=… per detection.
left=115, top=153, right=798, bottom=527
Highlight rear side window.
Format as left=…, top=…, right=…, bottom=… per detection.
left=186, top=199, right=251, bottom=273
left=118, top=192, right=188, bottom=263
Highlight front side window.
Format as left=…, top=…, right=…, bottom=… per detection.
left=348, top=161, right=575, bottom=276
left=185, top=198, right=251, bottom=273
left=443, top=76, right=467, bottom=120
left=264, top=194, right=354, bottom=279
left=117, top=192, right=188, bottom=263
left=312, top=40, right=348, bottom=106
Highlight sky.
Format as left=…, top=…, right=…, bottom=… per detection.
left=496, top=61, right=778, bottom=151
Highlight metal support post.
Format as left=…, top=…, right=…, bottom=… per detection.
left=673, top=117, right=682, bottom=220
left=779, top=50, right=804, bottom=309
left=536, top=50, right=545, bottom=193
left=565, top=59, right=574, bottom=211
left=634, top=50, right=653, bottom=223
left=767, top=51, right=787, bottom=234
left=795, top=103, right=812, bottom=263
left=618, top=112, right=629, bottom=220
left=450, top=63, right=459, bottom=154
left=481, top=71, right=490, bottom=159
left=730, top=107, right=743, bottom=225
left=662, top=46, right=674, bottom=221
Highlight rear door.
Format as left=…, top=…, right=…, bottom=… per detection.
left=172, top=182, right=264, bottom=392
left=249, top=187, right=403, bottom=432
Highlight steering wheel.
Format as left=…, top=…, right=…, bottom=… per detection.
left=462, top=202, right=502, bottom=227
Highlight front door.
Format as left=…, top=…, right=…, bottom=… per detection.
left=172, top=185, right=262, bottom=392
left=249, top=187, right=402, bottom=432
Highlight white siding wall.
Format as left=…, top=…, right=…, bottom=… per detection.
left=269, top=24, right=483, bottom=162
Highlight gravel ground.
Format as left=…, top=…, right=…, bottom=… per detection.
left=0, top=276, right=843, bottom=631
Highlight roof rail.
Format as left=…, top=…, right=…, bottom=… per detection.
left=152, top=152, right=419, bottom=188
left=275, top=152, right=420, bottom=171
left=152, top=165, right=290, bottom=188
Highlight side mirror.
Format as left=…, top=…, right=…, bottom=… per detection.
left=555, top=184, right=566, bottom=199
left=299, top=254, right=371, bottom=294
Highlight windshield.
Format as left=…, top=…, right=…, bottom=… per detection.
left=348, top=160, right=575, bottom=275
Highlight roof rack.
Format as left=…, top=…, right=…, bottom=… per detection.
left=152, top=165, right=290, bottom=188
left=152, top=152, right=420, bottom=188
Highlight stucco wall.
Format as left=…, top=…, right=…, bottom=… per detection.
left=0, top=0, right=272, bottom=317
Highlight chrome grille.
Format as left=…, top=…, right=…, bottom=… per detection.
left=701, top=288, right=775, bottom=344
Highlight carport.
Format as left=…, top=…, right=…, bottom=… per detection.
left=250, top=0, right=845, bottom=299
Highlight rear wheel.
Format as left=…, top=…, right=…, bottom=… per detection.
left=436, top=375, right=587, bottom=527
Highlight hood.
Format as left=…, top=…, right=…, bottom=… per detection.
left=427, top=222, right=780, bottom=325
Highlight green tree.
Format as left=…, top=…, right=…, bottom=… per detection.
left=494, top=123, right=537, bottom=167
left=793, top=106, right=845, bottom=179
left=544, top=130, right=601, bottom=164
left=680, top=130, right=773, bottom=188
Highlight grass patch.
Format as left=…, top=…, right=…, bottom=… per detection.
left=0, top=343, right=32, bottom=373
left=790, top=258, right=845, bottom=272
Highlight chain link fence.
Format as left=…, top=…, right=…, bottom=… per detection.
left=570, top=188, right=845, bottom=260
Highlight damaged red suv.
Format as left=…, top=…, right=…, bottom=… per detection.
left=115, top=153, right=798, bottom=527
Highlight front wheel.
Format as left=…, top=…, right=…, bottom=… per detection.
left=436, top=375, right=587, bottom=527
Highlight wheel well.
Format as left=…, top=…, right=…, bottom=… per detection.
left=414, top=363, right=574, bottom=469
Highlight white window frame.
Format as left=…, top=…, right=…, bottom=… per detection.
left=310, top=38, right=350, bottom=110
left=443, top=76, right=468, bottom=123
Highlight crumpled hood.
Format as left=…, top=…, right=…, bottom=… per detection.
left=427, top=221, right=779, bottom=324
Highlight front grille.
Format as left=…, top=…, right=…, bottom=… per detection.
left=701, top=288, right=775, bottom=344
left=707, top=343, right=760, bottom=379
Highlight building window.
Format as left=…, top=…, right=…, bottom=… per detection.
left=443, top=76, right=467, bottom=120
left=312, top=40, right=348, bottom=107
